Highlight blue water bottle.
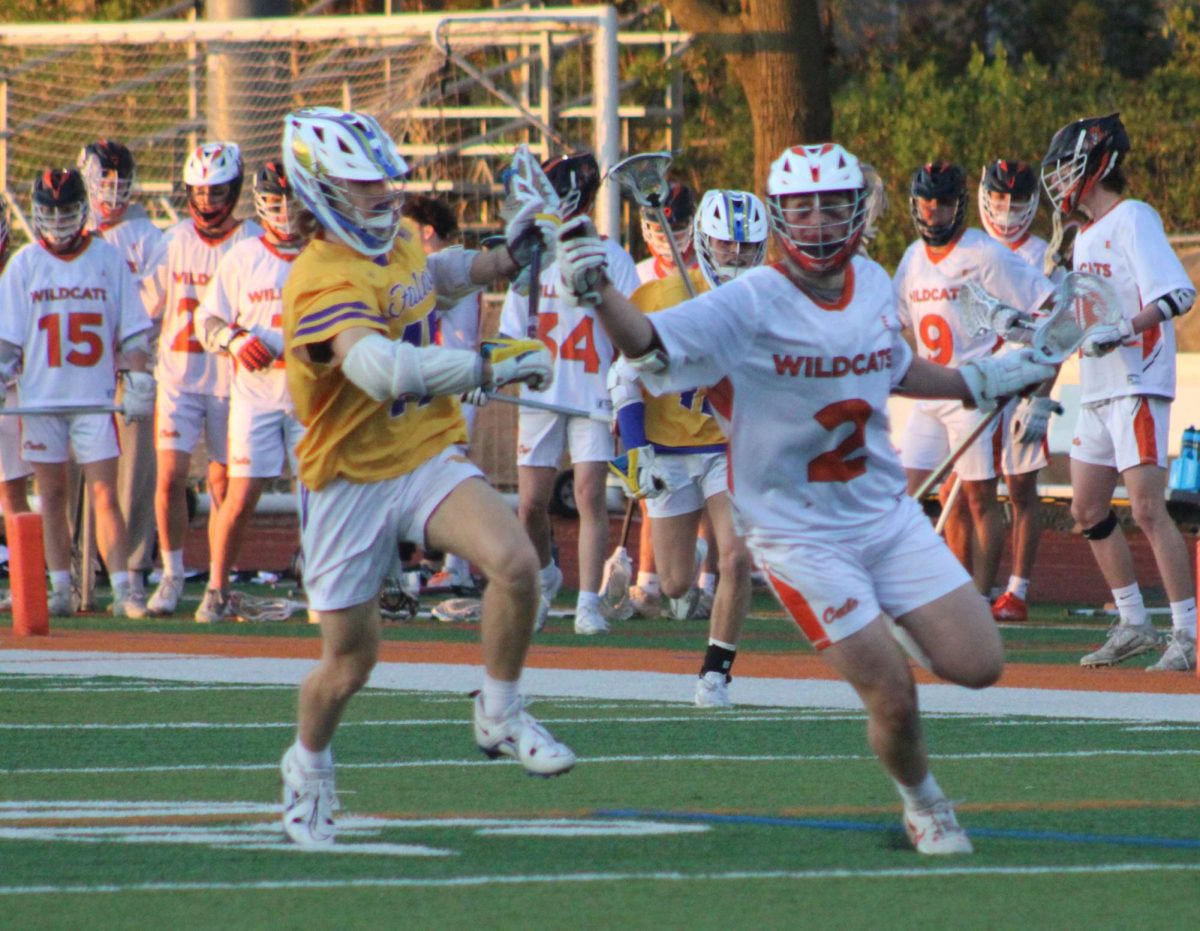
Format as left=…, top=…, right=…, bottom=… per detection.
left=1171, top=425, right=1200, bottom=492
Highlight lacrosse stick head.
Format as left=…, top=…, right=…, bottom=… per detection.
left=1031, top=271, right=1122, bottom=362
left=500, top=143, right=561, bottom=223
left=605, top=152, right=672, bottom=209
left=229, top=592, right=306, bottom=623
left=957, top=280, right=1032, bottom=339
left=600, top=546, right=634, bottom=620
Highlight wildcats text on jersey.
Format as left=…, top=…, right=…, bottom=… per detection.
left=172, top=270, right=211, bottom=286
left=773, top=347, right=896, bottom=378
left=908, top=285, right=962, bottom=303
left=30, top=286, right=109, bottom=302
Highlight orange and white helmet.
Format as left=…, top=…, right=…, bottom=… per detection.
left=183, top=141, right=244, bottom=235
left=766, top=143, right=867, bottom=275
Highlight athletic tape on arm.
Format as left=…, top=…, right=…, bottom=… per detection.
left=342, top=332, right=482, bottom=402
left=1153, top=287, right=1195, bottom=320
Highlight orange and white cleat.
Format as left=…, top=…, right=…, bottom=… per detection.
left=991, top=591, right=1028, bottom=622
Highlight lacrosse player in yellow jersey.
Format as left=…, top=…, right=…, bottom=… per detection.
left=277, top=108, right=574, bottom=849
left=609, top=189, right=768, bottom=707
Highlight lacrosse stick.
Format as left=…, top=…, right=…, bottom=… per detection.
left=915, top=272, right=1121, bottom=500
left=606, top=152, right=697, bottom=298
left=433, top=597, right=482, bottom=623
left=933, top=472, right=962, bottom=536
left=229, top=591, right=309, bottom=623
left=483, top=390, right=612, bottom=423
left=500, top=143, right=561, bottom=338
left=957, top=280, right=1036, bottom=343
left=600, top=498, right=637, bottom=621
left=0, top=404, right=122, bottom=416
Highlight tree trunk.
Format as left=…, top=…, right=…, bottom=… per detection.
left=665, top=0, right=832, bottom=190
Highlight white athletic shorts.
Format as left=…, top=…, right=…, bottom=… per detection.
left=1071, top=396, right=1171, bottom=472
left=300, top=445, right=483, bottom=612
left=646, top=450, right=729, bottom=519
left=900, top=400, right=1000, bottom=483
left=999, top=403, right=1050, bottom=476
left=21, top=412, right=119, bottom=465
left=751, top=495, right=970, bottom=651
left=0, top=386, right=32, bottom=482
left=227, top=404, right=305, bottom=479
left=517, top=409, right=614, bottom=468
left=155, top=382, right=229, bottom=462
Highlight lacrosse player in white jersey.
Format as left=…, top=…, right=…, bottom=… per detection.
left=556, top=141, right=1056, bottom=855
left=80, top=138, right=164, bottom=599
left=191, top=160, right=306, bottom=623
left=0, top=169, right=156, bottom=617
left=609, top=188, right=767, bottom=707
left=1042, top=113, right=1197, bottom=671
left=977, top=159, right=1063, bottom=622
left=0, top=201, right=33, bottom=545
left=140, top=142, right=262, bottom=615
left=492, top=151, right=640, bottom=635
left=895, top=162, right=1055, bottom=599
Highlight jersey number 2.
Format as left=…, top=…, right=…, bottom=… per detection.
left=808, top=398, right=871, bottom=483
left=170, top=297, right=205, bottom=354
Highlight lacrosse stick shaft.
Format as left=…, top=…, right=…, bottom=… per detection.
left=525, top=239, right=543, bottom=339
left=617, top=496, right=637, bottom=548
left=485, top=391, right=612, bottom=423
left=933, top=472, right=962, bottom=536
left=0, top=404, right=122, bottom=416
left=914, top=400, right=1011, bottom=501
left=655, top=205, right=697, bottom=299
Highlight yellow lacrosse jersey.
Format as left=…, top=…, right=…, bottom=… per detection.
left=283, top=222, right=468, bottom=490
left=631, top=268, right=727, bottom=450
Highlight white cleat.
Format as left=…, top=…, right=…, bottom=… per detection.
left=280, top=744, right=339, bottom=848
left=1146, top=633, right=1196, bottom=672
left=47, top=588, right=77, bottom=617
left=194, top=588, right=235, bottom=624
left=473, top=691, right=576, bottom=776
left=904, top=799, right=973, bottom=855
left=147, top=574, right=185, bottom=616
left=110, top=583, right=148, bottom=620
left=533, top=563, right=563, bottom=633
left=666, top=588, right=704, bottom=620
left=574, top=601, right=610, bottom=636
left=1080, top=623, right=1160, bottom=667
left=694, top=670, right=733, bottom=708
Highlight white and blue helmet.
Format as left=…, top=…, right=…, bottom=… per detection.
left=693, top=189, right=768, bottom=288
left=283, top=107, right=408, bottom=256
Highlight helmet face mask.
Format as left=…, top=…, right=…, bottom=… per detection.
left=253, top=160, right=301, bottom=243
left=283, top=107, right=408, bottom=256
left=1040, top=113, right=1129, bottom=217
left=694, top=189, right=768, bottom=288
left=909, top=162, right=966, bottom=247
left=33, top=168, right=89, bottom=255
left=542, top=152, right=599, bottom=220
left=78, top=139, right=134, bottom=224
left=978, top=159, right=1039, bottom=243
left=183, top=142, right=244, bottom=236
left=766, top=144, right=868, bottom=276
left=641, top=181, right=695, bottom=265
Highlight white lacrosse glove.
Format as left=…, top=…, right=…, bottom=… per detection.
left=1081, top=319, right=1133, bottom=357
left=482, top=337, right=554, bottom=392
left=959, top=349, right=1056, bottom=413
left=460, top=387, right=491, bottom=407
left=1011, top=395, right=1064, bottom=445
left=608, top=446, right=664, bottom=500
left=120, top=371, right=157, bottom=424
left=556, top=216, right=608, bottom=307
left=505, top=197, right=559, bottom=270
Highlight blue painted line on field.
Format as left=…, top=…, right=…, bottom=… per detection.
left=595, top=809, right=1200, bottom=850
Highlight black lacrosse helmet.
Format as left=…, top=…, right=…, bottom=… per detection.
left=910, top=161, right=967, bottom=247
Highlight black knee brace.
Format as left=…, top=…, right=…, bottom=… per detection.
left=1082, top=509, right=1118, bottom=540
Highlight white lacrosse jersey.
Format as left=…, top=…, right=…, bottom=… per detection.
left=0, top=237, right=151, bottom=407
left=499, top=237, right=638, bottom=416
left=641, top=257, right=914, bottom=538
left=195, top=236, right=295, bottom=412
left=895, top=227, right=1054, bottom=367
left=92, top=204, right=162, bottom=279
left=436, top=291, right=481, bottom=352
left=141, top=218, right=263, bottom=397
left=1073, top=199, right=1191, bottom=404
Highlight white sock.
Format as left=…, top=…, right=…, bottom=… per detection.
left=110, top=571, right=130, bottom=591
left=1169, top=598, right=1197, bottom=639
left=481, top=673, right=519, bottom=718
left=577, top=590, right=601, bottom=611
left=636, top=571, right=660, bottom=593
left=49, top=570, right=72, bottom=592
left=1112, top=583, right=1148, bottom=627
left=539, top=561, right=559, bottom=586
left=164, top=549, right=185, bottom=579
left=894, top=772, right=945, bottom=812
left=293, top=738, right=333, bottom=771
left=1006, top=576, right=1030, bottom=600
left=698, top=572, right=717, bottom=596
